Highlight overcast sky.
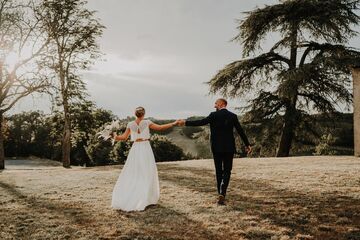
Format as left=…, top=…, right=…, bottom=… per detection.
left=12, top=0, right=360, bottom=119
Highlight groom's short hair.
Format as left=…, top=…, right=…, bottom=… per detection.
left=218, top=98, right=227, bottom=106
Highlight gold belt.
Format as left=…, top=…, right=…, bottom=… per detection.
left=135, top=138, right=149, bottom=142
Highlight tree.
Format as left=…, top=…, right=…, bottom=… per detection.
left=150, top=134, right=188, bottom=162
left=4, top=111, right=48, bottom=157
left=69, top=101, right=114, bottom=165
left=0, top=0, right=50, bottom=169
left=3, top=104, right=115, bottom=164
left=39, top=0, right=104, bottom=168
left=209, top=0, right=360, bottom=157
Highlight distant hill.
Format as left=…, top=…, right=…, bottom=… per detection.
left=151, top=112, right=354, bottom=158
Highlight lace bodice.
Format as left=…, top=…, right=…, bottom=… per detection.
left=126, top=120, right=153, bottom=141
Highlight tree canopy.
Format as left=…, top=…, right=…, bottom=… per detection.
left=209, top=0, right=360, bottom=157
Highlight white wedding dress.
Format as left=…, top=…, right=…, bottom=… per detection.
left=111, top=119, right=160, bottom=211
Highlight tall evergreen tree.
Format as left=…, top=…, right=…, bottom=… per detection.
left=209, top=0, right=360, bottom=157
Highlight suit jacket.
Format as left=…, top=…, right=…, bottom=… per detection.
left=185, top=109, right=250, bottom=153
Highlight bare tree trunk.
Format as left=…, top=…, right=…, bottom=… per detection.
left=60, top=64, right=71, bottom=168
left=62, top=100, right=71, bottom=168
left=0, top=61, right=4, bottom=170
left=276, top=22, right=299, bottom=157
left=352, top=67, right=360, bottom=157
left=276, top=103, right=297, bottom=157
left=0, top=112, right=4, bottom=170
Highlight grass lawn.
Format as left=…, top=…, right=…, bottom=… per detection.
left=0, top=156, right=359, bottom=240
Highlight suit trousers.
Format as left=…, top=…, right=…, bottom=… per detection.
left=212, top=152, right=234, bottom=197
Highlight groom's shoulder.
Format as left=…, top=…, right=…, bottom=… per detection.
left=224, top=109, right=238, bottom=119
left=210, top=111, right=217, bottom=115
left=228, top=110, right=237, bottom=117
left=217, top=109, right=236, bottom=116
left=209, top=111, right=218, bottom=117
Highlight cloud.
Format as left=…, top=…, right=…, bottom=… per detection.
left=82, top=71, right=220, bottom=119
left=10, top=0, right=360, bottom=119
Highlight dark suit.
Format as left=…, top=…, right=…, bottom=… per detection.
left=186, top=108, right=250, bottom=196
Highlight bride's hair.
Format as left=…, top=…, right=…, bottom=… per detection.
left=135, top=107, right=145, bottom=118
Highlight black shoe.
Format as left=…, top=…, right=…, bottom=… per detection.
left=217, top=195, right=225, bottom=205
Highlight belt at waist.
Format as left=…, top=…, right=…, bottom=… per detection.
left=134, top=138, right=149, bottom=142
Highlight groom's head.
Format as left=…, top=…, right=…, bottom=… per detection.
left=214, top=98, right=227, bottom=110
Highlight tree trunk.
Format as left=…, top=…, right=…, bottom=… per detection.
left=0, top=112, right=4, bottom=170
left=276, top=22, right=299, bottom=157
left=62, top=100, right=71, bottom=168
left=352, top=67, right=360, bottom=157
left=276, top=104, right=297, bottom=157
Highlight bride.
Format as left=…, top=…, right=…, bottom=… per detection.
left=111, top=106, right=179, bottom=211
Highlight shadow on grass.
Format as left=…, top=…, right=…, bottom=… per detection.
left=115, top=204, right=222, bottom=240
left=1, top=180, right=223, bottom=240
left=158, top=164, right=360, bottom=240
left=0, top=181, right=100, bottom=239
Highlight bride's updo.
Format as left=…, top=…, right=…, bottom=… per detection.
left=135, top=107, right=145, bottom=118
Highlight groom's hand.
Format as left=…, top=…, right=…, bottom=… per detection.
left=178, top=119, right=185, bottom=126
left=245, top=145, right=252, bottom=154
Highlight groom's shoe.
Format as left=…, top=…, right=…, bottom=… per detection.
left=217, top=195, right=225, bottom=205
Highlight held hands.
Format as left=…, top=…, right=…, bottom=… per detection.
left=177, top=119, right=186, bottom=126
left=172, top=119, right=185, bottom=127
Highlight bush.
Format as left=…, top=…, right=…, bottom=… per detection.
left=313, top=133, right=338, bottom=156
left=181, top=126, right=203, bottom=139
left=195, top=143, right=212, bottom=159
left=85, top=137, right=113, bottom=166
left=150, top=134, right=187, bottom=162
left=85, top=132, right=187, bottom=166
left=109, top=140, right=132, bottom=164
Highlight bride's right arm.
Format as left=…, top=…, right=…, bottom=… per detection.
left=149, top=120, right=178, bottom=131
left=113, top=128, right=131, bottom=141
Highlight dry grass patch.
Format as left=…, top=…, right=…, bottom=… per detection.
left=0, top=156, right=359, bottom=239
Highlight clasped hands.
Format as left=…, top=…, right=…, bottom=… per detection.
left=173, top=119, right=186, bottom=126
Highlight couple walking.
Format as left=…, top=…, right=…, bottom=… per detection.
left=111, top=98, right=251, bottom=211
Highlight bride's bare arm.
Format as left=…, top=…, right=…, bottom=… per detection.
left=113, top=128, right=131, bottom=141
left=149, top=121, right=178, bottom=131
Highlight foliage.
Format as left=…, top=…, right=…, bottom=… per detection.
left=85, top=133, right=188, bottom=164
left=0, top=0, right=51, bottom=169
left=85, top=137, right=113, bottom=166
left=109, top=140, right=132, bottom=164
left=69, top=101, right=115, bottom=165
left=4, top=102, right=116, bottom=165
left=3, top=110, right=354, bottom=162
left=4, top=111, right=52, bottom=158
left=195, top=143, right=212, bottom=159
left=182, top=126, right=203, bottom=139
left=150, top=134, right=187, bottom=162
left=0, top=0, right=50, bottom=115
left=181, top=116, right=207, bottom=140
left=314, top=133, right=338, bottom=156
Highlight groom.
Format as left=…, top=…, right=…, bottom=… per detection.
left=179, top=98, right=251, bottom=205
